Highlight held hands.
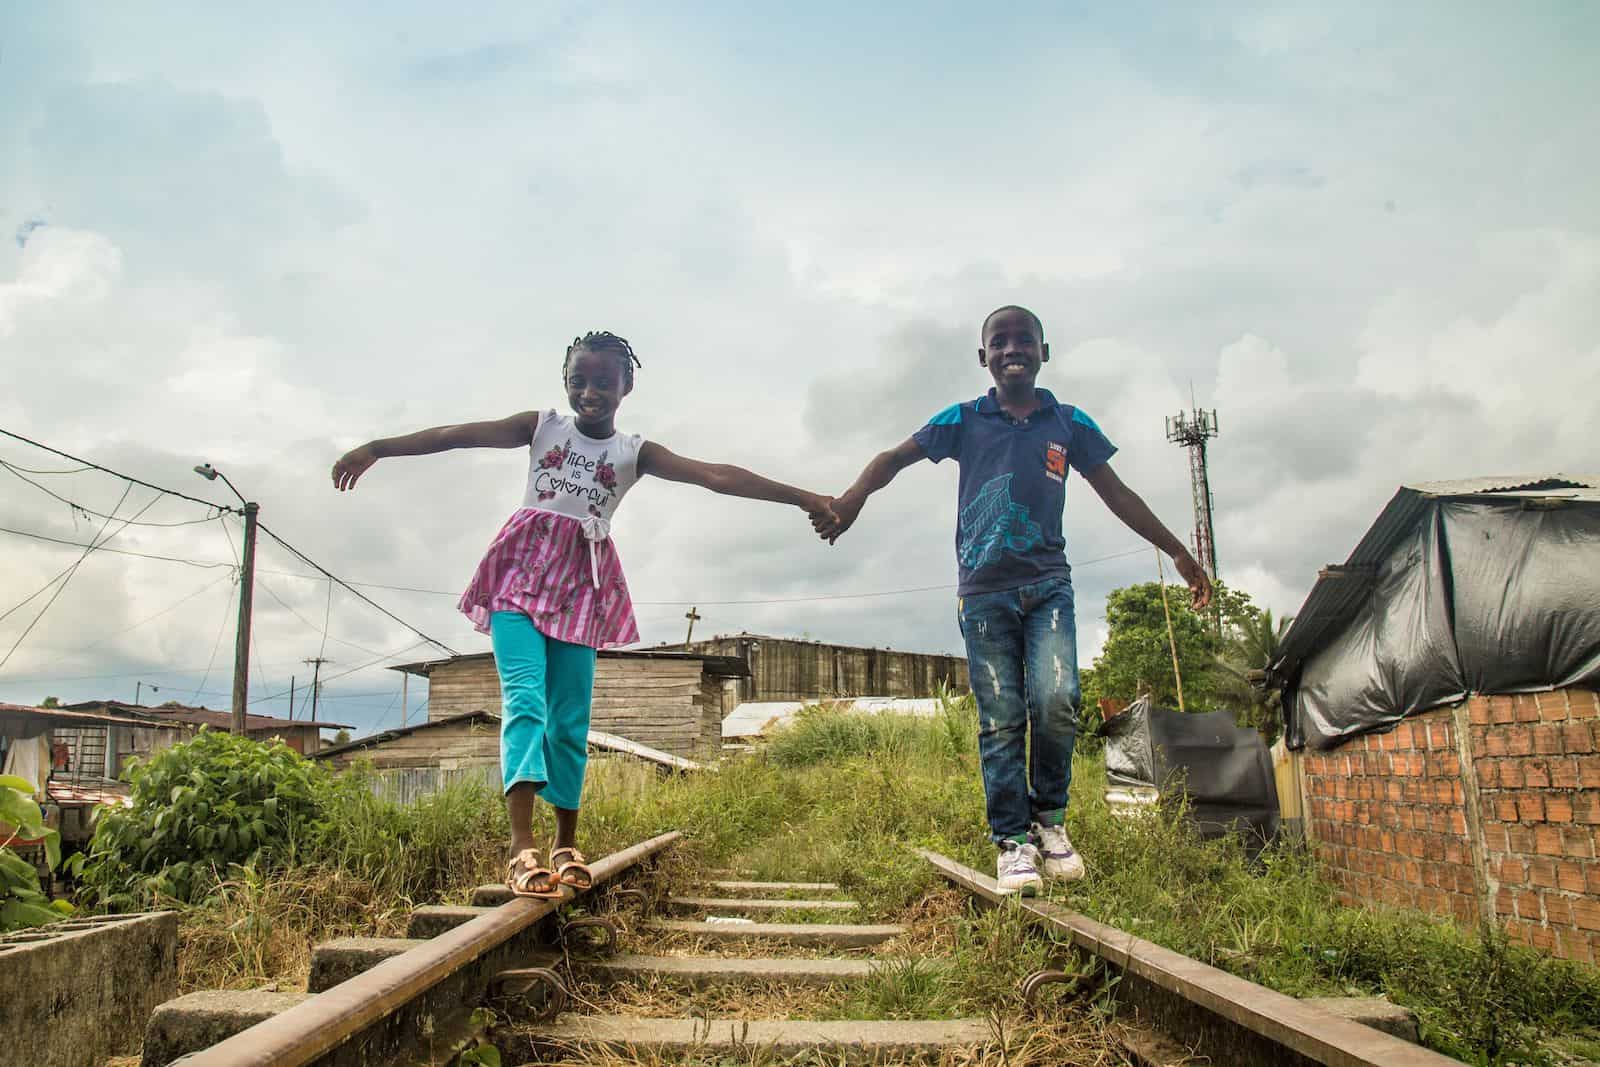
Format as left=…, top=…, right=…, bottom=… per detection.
left=800, top=493, right=840, bottom=536
left=1173, top=551, right=1213, bottom=611
left=811, top=491, right=863, bottom=545
left=331, top=445, right=377, bottom=491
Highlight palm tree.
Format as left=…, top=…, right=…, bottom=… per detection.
left=1215, top=609, right=1292, bottom=743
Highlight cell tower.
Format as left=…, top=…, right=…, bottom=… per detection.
left=1164, top=404, right=1220, bottom=580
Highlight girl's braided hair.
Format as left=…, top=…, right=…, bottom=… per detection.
left=563, top=331, right=642, bottom=390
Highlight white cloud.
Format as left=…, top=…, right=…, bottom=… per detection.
left=2, top=4, right=1596, bottom=731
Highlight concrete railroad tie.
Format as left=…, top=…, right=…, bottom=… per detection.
left=471, top=879, right=846, bottom=907
left=525, top=1015, right=993, bottom=1057
left=665, top=895, right=860, bottom=915
left=709, top=880, right=843, bottom=895
left=644, top=919, right=904, bottom=948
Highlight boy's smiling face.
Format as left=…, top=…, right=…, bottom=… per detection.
left=979, top=307, right=1050, bottom=389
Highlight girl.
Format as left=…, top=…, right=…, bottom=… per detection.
left=332, top=331, right=833, bottom=897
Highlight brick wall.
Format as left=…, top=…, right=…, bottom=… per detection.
left=1300, top=687, right=1600, bottom=964
left=1471, top=690, right=1600, bottom=963
left=1302, top=707, right=1479, bottom=924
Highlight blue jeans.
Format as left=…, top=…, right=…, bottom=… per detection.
left=958, top=576, right=1081, bottom=845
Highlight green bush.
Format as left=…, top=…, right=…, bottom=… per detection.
left=0, top=775, right=72, bottom=930
left=78, top=730, right=327, bottom=907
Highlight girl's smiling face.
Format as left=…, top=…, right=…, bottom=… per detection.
left=564, top=346, right=630, bottom=435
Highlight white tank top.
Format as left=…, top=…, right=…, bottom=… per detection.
left=521, top=409, right=645, bottom=542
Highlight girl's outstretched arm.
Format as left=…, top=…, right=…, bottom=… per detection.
left=332, top=411, right=540, bottom=491
left=637, top=441, right=833, bottom=520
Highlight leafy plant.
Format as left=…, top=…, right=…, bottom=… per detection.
left=78, top=729, right=327, bottom=907
left=0, top=774, right=72, bottom=930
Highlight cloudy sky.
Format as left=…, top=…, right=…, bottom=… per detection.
left=2, top=3, right=1596, bottom=736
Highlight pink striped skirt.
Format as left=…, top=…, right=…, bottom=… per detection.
left=458, top=509, right=639, bottom=649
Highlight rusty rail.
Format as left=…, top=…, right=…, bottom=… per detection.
left=179, top=831, right=681, bottom=1067
left=919, top=848, right=1464, bottom=1067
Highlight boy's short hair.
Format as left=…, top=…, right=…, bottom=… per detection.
left=981, top=305, right=1045, bottom=343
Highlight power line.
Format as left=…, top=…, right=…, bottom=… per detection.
left=255, top=523, right=458, bottom=656
left=0, top=484, right=144, bottom=671
left=247, top=638, right=433, bottom=706
left=0, top=427, right=239, bottom=515
left=1, top=460, right=227, bottom=528
left=1, top=462, right=94, bottom=475
left=253, top=578, right=390, bottom=659
left=0, top=524, right=238, bottom=572
left=191, top=579, right=238, bottom=703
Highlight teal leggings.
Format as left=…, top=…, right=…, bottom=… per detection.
left=489, top=611, right=596, bottom=809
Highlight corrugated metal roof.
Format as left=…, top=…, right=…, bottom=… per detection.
left=312, top=709, right=703, bottom=771
left=0, top=702, right=188, bottom=729
left=1407, top=473, right=1600, bottom=501
left=63, top=700, right=353, bottom=732
left=1269, top=473, right=1600, bottom=690
left=309, top=710, right=495, bottom=760
left=389, top=648, right=750, bottom=679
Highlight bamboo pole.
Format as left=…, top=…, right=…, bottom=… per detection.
left=1157, top=550, right=1186, bottom=712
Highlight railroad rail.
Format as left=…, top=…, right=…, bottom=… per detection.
left=919, top=848, right=1464, bottom=1067
left=171, top=830, right=680, bottom=1067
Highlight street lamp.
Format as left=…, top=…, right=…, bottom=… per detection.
left=195, top=463, right=258, bottom=736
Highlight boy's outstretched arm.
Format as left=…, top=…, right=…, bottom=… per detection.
left=1082, top=463, right=1213, bottom=609
left=813, top=438, right=925, bottom=544
left=331, top=411, right=540, bottom=491
left=638, top=441, right=834, bottom=522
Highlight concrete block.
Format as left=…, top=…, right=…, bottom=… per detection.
left=666, top=895, right=859, bottom=915
left=519, top=1014, right=991, bottom=1060
left=142, top=989, right=312, bottom=1067
left=407, top=905, right=497, bottom=939
left=471, top=884, right=514, bottom=907
left=307, top=937, right=426, bottom=992
left=1303, top=997, right=1420, bottom=1043
left=0, top=911, right=177, bottom=1067
left=710, top=880, right=842, bottom=895
left=645, top=919, right=904, bottom=947
left=582, top=953, right=882, bottom=988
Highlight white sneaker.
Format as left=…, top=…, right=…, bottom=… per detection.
left=996, top=840, right=1044, bottom=896
left=1031, top=821, right=1085, bottom=882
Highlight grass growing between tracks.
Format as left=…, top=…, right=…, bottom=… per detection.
left=154, top=698, right=1599, bottom=1065
left=579, top=699, right=1599, bottom=1067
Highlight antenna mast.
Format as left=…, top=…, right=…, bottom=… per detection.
left=1164, top=403, right=1220, bottom=580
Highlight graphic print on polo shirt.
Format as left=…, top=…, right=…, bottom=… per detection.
left=958, top=473, right=1045, bottom=572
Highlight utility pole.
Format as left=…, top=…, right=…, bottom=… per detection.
left=1164, top=403, right=1220, bottom=581
left=683, top=607, right=701, bottom=649
left=194, top=463, right=258, bottom=735
left=303, top=657, right=330, bottom=724
left=288, top=676, right=296, bottom=722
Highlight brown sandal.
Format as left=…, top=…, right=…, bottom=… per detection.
left=549, top=846, right=593, bottom=890
left=507, top=847, right=562, bottom=899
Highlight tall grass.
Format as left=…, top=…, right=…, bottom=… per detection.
left=159, top=697, right=1598, bottom=1064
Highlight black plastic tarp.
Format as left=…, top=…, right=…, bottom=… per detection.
left=1291, top=498, right=1600, bottom=750
left=1103, top=697, right=1280, bottom=848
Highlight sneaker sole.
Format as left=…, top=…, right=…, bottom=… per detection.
left=996, top=878, right=1042, bottom=896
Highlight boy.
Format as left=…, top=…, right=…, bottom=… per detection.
left=814, top=305, right=1211, bottom=894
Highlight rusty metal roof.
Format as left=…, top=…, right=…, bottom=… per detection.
left=0, top=702, right=189, bottom=729
left=63, top=700, right=353, bottom=732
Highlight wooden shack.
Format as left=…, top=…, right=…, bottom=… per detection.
left=392, top=649, right=747, bottom=760
left=665, top=633, right=969, bottom=707
left=63, top=700, right=350, bottom=757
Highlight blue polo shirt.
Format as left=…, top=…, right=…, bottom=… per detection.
left=913, top=388, right=1116, bottom=596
